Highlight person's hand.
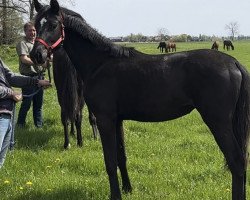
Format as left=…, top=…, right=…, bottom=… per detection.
left=12, top=91, right=23, bottom=102
left=38, top=79, right=52, bottom=88
left=41, top=60, right=51, bottom=69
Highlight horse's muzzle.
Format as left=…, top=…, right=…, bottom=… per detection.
left=30, top=46, right=48, bottom=65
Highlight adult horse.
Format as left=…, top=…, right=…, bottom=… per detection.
left=31, top=0, right=250, bottom=200
left=167, top=42, right=176, bottom=52
left=157, top=41, right=167, bottom=53
left=53, top=48, right=98, bottom=149
left=224, top=40, right=234, bottom=50
left=211, top=41, right=219, bottom=50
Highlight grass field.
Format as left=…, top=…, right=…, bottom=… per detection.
left=0, top=41, right=250, bottom=200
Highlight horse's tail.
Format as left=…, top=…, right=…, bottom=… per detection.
left=233, top=62, right=250, bottom=169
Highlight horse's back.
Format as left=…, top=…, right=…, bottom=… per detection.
left=86, top=49, right=244, bottom=122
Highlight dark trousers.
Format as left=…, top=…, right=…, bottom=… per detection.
left=17, top=86, right=44, bottom=127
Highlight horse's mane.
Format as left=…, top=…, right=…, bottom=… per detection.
left=36, top=6, right=137, bottom=58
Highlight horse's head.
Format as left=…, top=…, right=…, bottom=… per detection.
left=30, top=0, right=64, bottom=65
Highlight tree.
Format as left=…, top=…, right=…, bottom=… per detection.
left=225, top=21, right=239, bottom=41
left=157, top=27, right=169, bottom=41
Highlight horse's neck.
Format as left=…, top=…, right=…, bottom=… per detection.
left=62, top=29, right=110, bottom=80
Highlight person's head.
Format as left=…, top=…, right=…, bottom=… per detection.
left=24, top=22, right=36, bottom=42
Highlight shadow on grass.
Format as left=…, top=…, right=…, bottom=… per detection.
left=14, top=118, right=58, bottom=151
left=12, top=186, right=107, bottom=200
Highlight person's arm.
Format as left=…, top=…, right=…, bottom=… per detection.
left=19, top=54, right=34, bottom=66
left=1, top=59, right=51, bottom=88
left=0, top=85, right=13, bottom=99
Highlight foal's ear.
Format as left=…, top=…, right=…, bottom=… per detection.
left=50, top=0, right=60, bottom=14
left=34, top=0, right=43, bottom=12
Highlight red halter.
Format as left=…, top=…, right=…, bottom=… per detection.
left=35, top=19, right=65, bottom=53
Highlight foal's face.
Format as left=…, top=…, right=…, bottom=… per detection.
left=30, top=0, right=62, bottom=64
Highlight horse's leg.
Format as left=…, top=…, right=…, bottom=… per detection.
left=87, top=106, right=98, bottom=140
left=61, top=111, right=70, bottom=149
left=70, top=121, right=75, bottom=136
left=116, top=120, right=132, bottom=193
left=96, top=115, right=121, bottom=200
left=199, top=111, right=246, bottom=200
left=75, top=110, right=83, bottom=147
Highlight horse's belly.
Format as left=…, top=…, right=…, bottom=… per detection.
left=119, top=102, right=194, bottom=122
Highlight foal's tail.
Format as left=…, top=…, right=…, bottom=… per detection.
left=233, top=62, right=250, bottom=169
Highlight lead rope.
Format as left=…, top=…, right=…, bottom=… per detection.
left=9, top=101, right=15, bottom=151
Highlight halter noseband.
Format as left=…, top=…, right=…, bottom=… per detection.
left=35, top=15, right=65, bottom=54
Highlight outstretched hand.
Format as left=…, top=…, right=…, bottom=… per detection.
left=38, top=79, right=52, bottom=88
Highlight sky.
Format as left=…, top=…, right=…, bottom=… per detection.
left=62, top=0, right=250, bottom=37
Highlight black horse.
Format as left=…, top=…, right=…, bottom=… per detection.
left=53, top=48, right=98, bottom=149
left=211, top=41, right=219, bottom=50
left=31, top=1, right=250, bottom=200
left=157, top=41, right=167, bottom=53
left=224, top=40, right=234, bottom=50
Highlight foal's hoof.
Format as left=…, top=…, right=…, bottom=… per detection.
left=64, top=143, right=71, bottom=150
left=122, top=185, right=132, bottom=194
left=77, top=141, right=83, bottom=147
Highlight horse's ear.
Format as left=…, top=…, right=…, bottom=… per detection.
left=34, top=0, right=43, bottom=12
left=50, top=0, right=60, bottom=14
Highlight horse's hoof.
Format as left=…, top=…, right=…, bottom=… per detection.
left=77, top=142, right=83, bottom=147
left=122, top=185, right=132, bottom=194
left=64, top=143, right=71, bottom=150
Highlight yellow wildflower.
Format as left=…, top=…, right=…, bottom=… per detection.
left=26, top=181, right=33, bottom=186
left=4, top=180, right=10, bottom=184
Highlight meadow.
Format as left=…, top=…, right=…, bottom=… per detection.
left=0, top=40, right=250, bottom=200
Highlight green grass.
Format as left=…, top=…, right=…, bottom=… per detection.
left=0, top=41, right=250, bottom=200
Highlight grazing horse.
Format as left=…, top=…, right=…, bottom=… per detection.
left=167, top=42, right=176, bottom=52
left=157, top=41, right=167, bottom=53
left=211, top=41, right=219, bottom=50
left=31, top=0, right=250, bottom=200
left=224, top=40, right=234, bottom=50
left=53, top=43, right=98, bottom=149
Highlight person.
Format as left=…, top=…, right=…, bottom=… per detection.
left=16, top=22, right=48, bottom=128
left=0, top=58, right=51, bottom=168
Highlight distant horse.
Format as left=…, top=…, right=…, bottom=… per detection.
left=157, top=42, right=167, bottom=53
left=53, top=48, right=98, bottom=149
left=224, top=40, right=234, bottom=50
left=31, top=1, right=250, bottom=200
left=211, top=41, right=219, bottom=50
left=166, top=42, right=176, bottom=52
